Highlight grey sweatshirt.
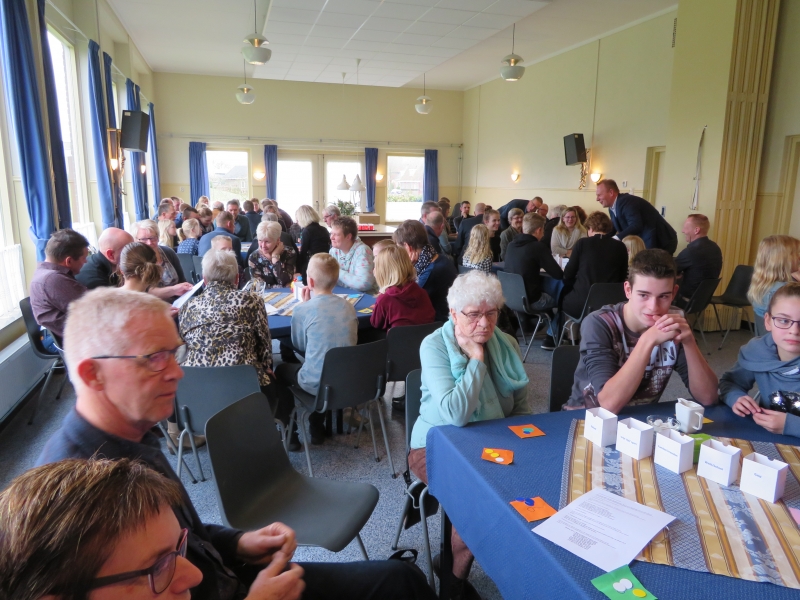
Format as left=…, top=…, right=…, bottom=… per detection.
left=719, top=332, right=800, bottom=438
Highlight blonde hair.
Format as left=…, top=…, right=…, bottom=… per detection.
left=374, top=244, right=416, bottom=293
left=307, top=253, right=339, bottom=291
left=295, top=205, right=321, bottom=228
left=256, top=221, right=282, bottom=243
left=178, top=218, right=201, bottom=242
left=157, top=220, right=174, bottom=248
left=748, top=235, right=800, bottom=307
left=372, top=239, right=396, bottom=256
left=554, top=207, right=587, bottom=237
left=462, top=224, right=493, bottom=265
left=622, top=235, right=646, bottom=266
left=210, top=235, right=233, bottom=251
left=196, top=195, right=210, bottom=207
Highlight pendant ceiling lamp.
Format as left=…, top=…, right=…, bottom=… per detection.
left=336, top=174, right=351, bottom=190
left=500, top=23, right=525, bottom=82
left=415, top=73, right=432, bottom=115
left=350, top=174, right=366, bottom=192
left=242, top=0, right=271, bottom=64
left=236, top=60, right=255, bottom=104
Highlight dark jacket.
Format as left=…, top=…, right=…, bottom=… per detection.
left=540, top=217, right=560, bottom=251
left=503, top=233, right=563, bottom=302
left=417, top=255, right=457, bottom=322
left=675, top=236, right=723, bottom=301
left=278, top=208, right=293, bottom=229
left=425, top=225, right=443, bottom=255
left=198, top=229, right=244, bottom=268
left=370, top=281, right=435, bottom=330
left=454, top=214, right=483, bottom=257
left=37, top=409, right=246, bottom=600
left=498, top=199, right=529, bottom=230
left=243, top=211, right=262, bottom=238
left=453, top=214, right=470, bottom=231
left=297, top=222, right=332, bottom=278
left=233, top=214, right=252, bottom=242
left=561, top=234, right=629, bottom=318
left=76, top=252, right=118, bottom=289
left=609, top=193, right=677, bottom=254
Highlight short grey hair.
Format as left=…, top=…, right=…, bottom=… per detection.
left=323, top=205, right=340, bottom=218
left=256, top=221, right=282, bottom=243
left=130, top=219, right=158, bottom=239
left=226, top=199, right=240, bottom=208
left=202, top=248, right=238, bottom=284
left=447, top=270, right=505, bottom=313
left=261, top=212, right=279, bottom=223
left=64, top=288, right=171, bottom=383
left=548, top=204, right=568, bottom=219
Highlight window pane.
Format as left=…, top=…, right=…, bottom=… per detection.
left=207, top=151, right=249, bottom=204
left=386, top=155, right=424, bottom=222
left=325, top=160, right=361, bottom=208
left=277, top=160, right=312, bottom=218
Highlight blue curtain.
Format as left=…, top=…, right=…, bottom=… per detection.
left=189, top=142, right=208, bottom=207
left=126, top=79, right=148, bottom=221
left=423, top=149, right=438, bottom=203
left=365, top=147, right=377, bottom=213
left=87, top=40, right=116, bottom=229
left=38, top=0, right=70, bottom=229
left=148, top=102, right=160, bottom=216
left=0, top=0, right=56, bottom=260
left=264, top=144, right=277, bottom=200
left=102, top=52, right=122, bottom=228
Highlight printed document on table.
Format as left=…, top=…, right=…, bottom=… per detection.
left=532, top=488, right=674, bottom=572
left=172, top=281, right=204, bottom=310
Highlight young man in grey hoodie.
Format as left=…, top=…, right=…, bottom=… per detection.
left=720, top=282, right=800, bottom=437
left=565, top=249, right=719, bottom=412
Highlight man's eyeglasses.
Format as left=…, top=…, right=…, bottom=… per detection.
left=461, top=309, right=499, bottom=324
left=137, top=236, right=159, bottom=244
left=88, top=529, right=189, bottom=594
left=768, top=314, right=800, bottom=330
left=92, top=344, right=188, bottom=372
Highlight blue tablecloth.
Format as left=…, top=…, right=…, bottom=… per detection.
left=266, top=286, right=376, bottom=338
left=427, top=402, right=800, bottom=600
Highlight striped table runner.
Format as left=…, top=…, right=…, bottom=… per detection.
left=560, top=420, right=800, bottom=588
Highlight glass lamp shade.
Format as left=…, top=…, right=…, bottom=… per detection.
left=242, top=38, right=272, bottom=65
left=336, top=175, right=350, bottom=190
left=500, top=54, right=525, bottom=81
left=350, top=174, right=366, bottom=192
left=415, top=95, right=432, bottom=115
left=236, top=84, right=256, bottom=104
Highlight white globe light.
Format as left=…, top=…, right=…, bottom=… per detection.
left=500, top=54, right=525, bottom=81
left=242, top=43, right=272, bottom=65
left=415, top=95, right=432, bottom=115
left=236, top=84, right=256, bottom=104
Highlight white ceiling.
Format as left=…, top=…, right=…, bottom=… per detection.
left=107, top=0, right=677, bottom=90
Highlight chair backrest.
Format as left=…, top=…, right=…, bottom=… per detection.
left=176, top=365, right=262, bottom=433
left=316, top=340, right=388, bottom=411
left=19, top=297, right=57, bottom=360
left=177, top=253, right=198, bottom=283
left=457, top=265, right=471, bottom=275
left=583, top=282, right=627, bottom=316
left=205, top=392, right=293, bottom=528
left=754, top=313, right=767, bottom=337
left=684, top=278, right=721, bottom=317
left=404, top=369, right=423, bottom=452
left=548, top=345, right=580, bottom=412
left=722, top=265, right=754, bottom=304
left=387, top=322, right=442, bottom=382
left=192, top=255, right=204, bottom=281
left=497, top=270, right=529, bottom=314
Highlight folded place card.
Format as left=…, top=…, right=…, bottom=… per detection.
left=696, top=439, right=741, bottom=486
left=585, top=407, right=618, bottom=447
left=740, top=452, right=788, bottom=503
left=615, top=418, right=654, bottom=460
left=654, top=429, right=694, bottom=474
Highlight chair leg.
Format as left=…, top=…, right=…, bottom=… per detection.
left=355, top=533, right=369, bottom=560
left=392, top=493, right=413, bottom=550
left=374, top=399, right=396, bottom=477
left=712, top=304, right=723, bottom=334
left=419, top=487, right=435, bottom=589
left=366, top=403, right=381, bottom=463
left=718, top=307, right=735, bottom=351
left=177, top=430, right=186, bottom=479
left=286, top=408, right=298, bottom=452
left=185, top=426, right=206, bottom=482
left=28, top=363, right=57, bottom=425
left=159, top=422, right=198, bottom=484
left=514, top=311, right=527, bottom=346
left=55, top=373, right=68, bottom=399
left=692, top=313, right=711, bottom=355
left=354, top=404, right=367, bottom=448
left=522, top=315, right=543, bottom=362
left=298, top=410, right=314, bottom=477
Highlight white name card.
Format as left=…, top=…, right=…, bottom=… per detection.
left=696, top=439, right=741, bottom=486
left=654, top=429, right=694, bottom=474
left=615, top=418, right=654, bottom=460
left=584, top=407, right=618, bottom=447
left=740, top=452, right=789, bottom=503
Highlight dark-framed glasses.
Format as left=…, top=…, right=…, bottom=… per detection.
left=88, top=528, right=189, bottom=594
left=92, top=344, right=188, bottom=372
left=461, top=309, right=499, bottom=324
left=768, top=314, right=800, bottom=330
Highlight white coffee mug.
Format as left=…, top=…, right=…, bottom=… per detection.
left=676, top=398, right=704, bottom=433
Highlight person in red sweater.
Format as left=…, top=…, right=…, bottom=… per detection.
left=371, top=244, right=435, bottom=330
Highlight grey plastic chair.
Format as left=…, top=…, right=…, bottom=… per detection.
left=548, top=345, right=581, bottom=412
left=19, top=297, right=68, bottom=424
left=391, top=369, right=438, bottom=588
left=205, top=393, right=378, bottom=559
left=174, top=365, right=263, bottom=481
left=288, top=340, right=394, bottom=477
left=192, top=255, right=204, bottom=281
left=386, top=322, right=442, bottom=387
left=684, top=278, right=721, bottom=355
left=177, top=253, right=199, bottom=283
left=557, top=282, right=627, bottom=346
left=709, top=265, right=754, bottom=349
left=497, top=270, right=552, bottom=361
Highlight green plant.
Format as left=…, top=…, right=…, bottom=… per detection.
left=335, top=198, right=358, bottom=216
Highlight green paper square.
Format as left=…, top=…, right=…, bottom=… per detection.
left=688, top=433, right=713, bottom=463
left=591, top=565, right=657, bottom=600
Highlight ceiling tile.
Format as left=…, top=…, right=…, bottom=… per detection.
left=310, top=24, right=360, bottom=39
left=352, top=29, right=399, bottom=42
left=393, top=32, right=441, bottom=46
left=271, top=0, right=326, bottom=9
left=304, top=36, right=348, bottom=49
left=445, top=26, right=498, bottom=40
left=436, top=0, right=495, bottom=10
left=266, top=33, right=309, bottom=45
left=323, top=0, right=381, bottom=16
left=462, top=11, right=518, bottom=29
left=344, top=39, right=388, bottom=52
left=267, top=7, right=320, bottom=24
left=360, top=17, right=414, bottom=32
left=405, top=20, right=457, bottom=36
left=314, top=11, right=364, bottom=27
left=264, top=21, right=313, bottom=35
left=373, top=2, right=431, bottom=20
left=418, top=7, right=476, bottom=25
left=484, top=0, right=549, bottom=17
left=431, top=36, right=476, bottom=50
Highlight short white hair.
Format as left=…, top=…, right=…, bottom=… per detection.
left=202, top=248, right=238, bottom=284
left=130, top=219, right=158, bottom=239
left=256, top=221, right=282, bottom=243
left=447, top=270, right=505, bottom=312
left=323, top=205, right=340, bottom=217
left=63, top=288, right=171, bottom=383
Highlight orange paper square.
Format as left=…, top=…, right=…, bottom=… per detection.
left=482, top=447, right=513, bottom=465
left=510, top=497, right=557, bottom=522
left=509, top=424, right=545, bottom=438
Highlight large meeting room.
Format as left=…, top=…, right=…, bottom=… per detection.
left=1, top=0, right=800, bottom=599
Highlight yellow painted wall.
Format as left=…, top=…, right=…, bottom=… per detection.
left=461, top=11, right=677, bottom=216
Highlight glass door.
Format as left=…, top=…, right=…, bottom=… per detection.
left=324, top=156, right=364, bottom=212
left=276, top=155, right=320, bottom=218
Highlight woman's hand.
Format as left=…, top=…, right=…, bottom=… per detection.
left=271, top=241, right=285, bottom=263
left=564, top=249, right=572, bottom=258
left=454, top=321, right=484, bottom=362
left=169, top=282, right=194, bottom=296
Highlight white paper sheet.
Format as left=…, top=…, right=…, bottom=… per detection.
left=532, top=488, right=674, bottom=572
left=171, top=280, right=204, bottom=310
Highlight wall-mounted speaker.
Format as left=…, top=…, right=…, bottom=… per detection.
left=564, top=133, right=587, bottom=165
left=120, top=110, right=150, bottom=152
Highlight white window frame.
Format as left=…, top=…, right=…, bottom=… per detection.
left=385, top=153, right=425, bottom=223
left=276, top=152, right=322, bottom=214
left=206, top=147, right=252, bottom=204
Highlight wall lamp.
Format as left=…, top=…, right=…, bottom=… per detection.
left=376, top=172, right=384, bottom=181
left=253, top=170, right=265, bottom=181
left=590, top=172, right=602, bottom=183
left=511, top=172, right=520, bottom=183
left=140, top=163, right=146, bottom=175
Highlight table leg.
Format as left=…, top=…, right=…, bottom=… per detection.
left=439, top=510, right=454, bottom=599
left=336, top=408, right=343, bottom=434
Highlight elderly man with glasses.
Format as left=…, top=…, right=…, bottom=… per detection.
left=37, top=287, right=435, bottom=600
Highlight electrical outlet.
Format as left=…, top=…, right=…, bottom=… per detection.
left=180, top=186, right=184, bottom=192
left=622, top=180, right=628, bottom=188
left=661, top=206, right=666, bottom=216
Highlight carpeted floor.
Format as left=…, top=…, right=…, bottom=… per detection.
left=0, top=328, right=753, bottom=599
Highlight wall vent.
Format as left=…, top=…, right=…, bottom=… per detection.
left=672, top=18, right=677, bottom=48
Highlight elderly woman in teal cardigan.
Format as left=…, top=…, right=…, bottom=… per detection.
left=409, top=270, right=530, bottom=599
